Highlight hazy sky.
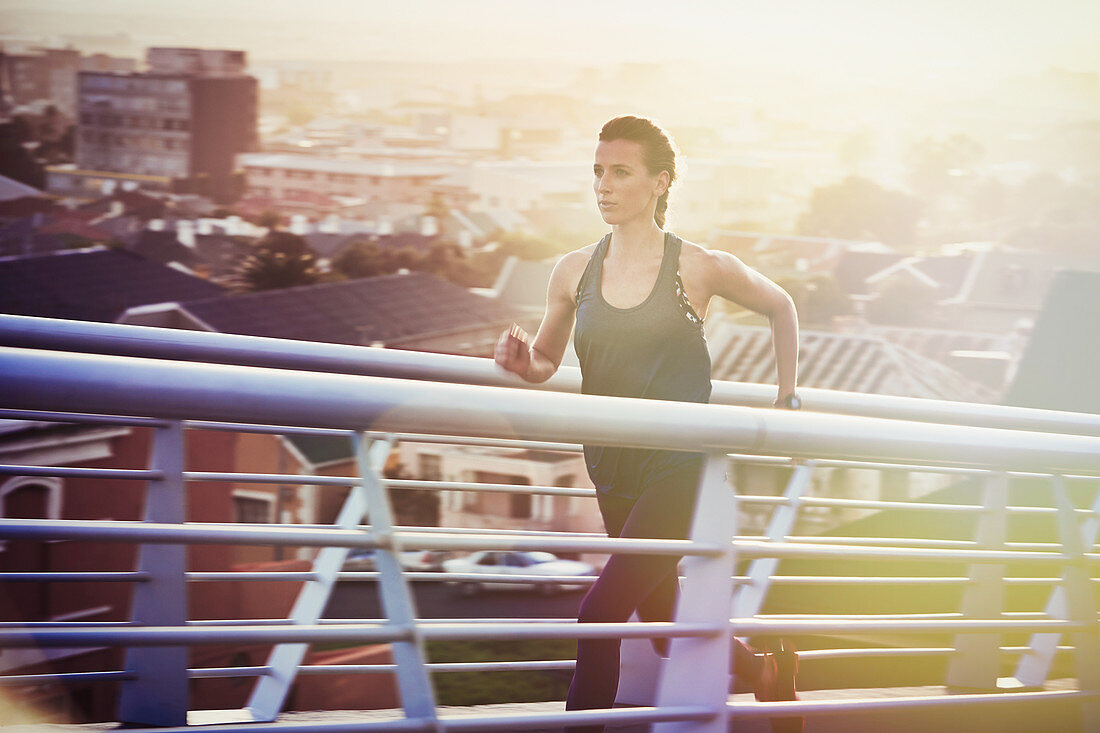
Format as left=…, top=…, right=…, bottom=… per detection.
left=2, top=0, right=1099, bottom=77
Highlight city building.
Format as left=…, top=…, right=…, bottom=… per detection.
left=238, top=152, right=455, bottom=215
left=47, top=47, right=257, bottom=202
left=0, top=48, right=80, bottom=114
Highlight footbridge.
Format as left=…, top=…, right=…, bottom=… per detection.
left=0, top=315, right=1098, bottom=732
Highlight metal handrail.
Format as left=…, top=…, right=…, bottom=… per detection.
left=1, top=323, right=1098, bottom=731
left=4, top=314, right=1100, bottom=436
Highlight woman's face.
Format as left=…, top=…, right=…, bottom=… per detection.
left=593, top=138, right=667, bottom=226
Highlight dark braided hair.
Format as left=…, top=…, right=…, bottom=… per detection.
left=599, top=115, right=678, bottom=228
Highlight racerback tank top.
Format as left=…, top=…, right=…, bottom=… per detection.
left=573, top=231, right=712, bottom=495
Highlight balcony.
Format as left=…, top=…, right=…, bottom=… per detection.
left=1, top=315, right=1098, bottom=732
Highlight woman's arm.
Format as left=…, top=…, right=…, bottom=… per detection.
left=701, top=249, right=799, bottom=402
left=494, top=250, right=587, bottom=384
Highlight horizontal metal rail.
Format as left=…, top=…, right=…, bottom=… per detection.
left=0, top=621, right=721, bottom=648
left=6, top=518, right=1092, bottom=566
left=728, top=690, right=1098, bottom=719
left=731, top=618, right=1083, bottom=635
left=0, top=571, right=151, bottom=582
left=0, top=671, right=135, bottom=685
left=732, top=539, right=1098, bottom=566
left=0, top=464, right=163, bottom=480
left=6, top=314, right=1099, bottom=437
left=3, top=645, right=1080, bottom=687
left=0, top=518, right=723, bottom=556
left=3, top=349, right=1100, bottom=475
left=0, top=407, right=168, bottom=428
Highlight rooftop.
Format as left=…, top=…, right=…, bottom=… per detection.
left=134, top=270, right=517, bottom=348
left=0, top=247, right=224, bottom=322
left=707, top=321, right=1001, bottom=403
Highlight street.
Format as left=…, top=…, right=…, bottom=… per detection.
left=324, top=579, right=586, bottom=620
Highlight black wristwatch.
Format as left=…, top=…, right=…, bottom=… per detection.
left=775, top=392, right=802, bottom=410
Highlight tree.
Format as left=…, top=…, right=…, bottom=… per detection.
left=234, top=231, right=320, bottom=291
left=254, top=210, right=285, bottom=230
left=333, top=239, right=398, bottom=279
left=0, top=122, right=45, bottom=189
left=797, top=176, right=922, bottom=247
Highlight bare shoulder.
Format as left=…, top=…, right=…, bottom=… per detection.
left=679, top=238, right=742, bottom=277
left=547, top=242, right=600, bottom=301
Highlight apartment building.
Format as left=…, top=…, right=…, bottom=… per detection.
left=239, top=152, right=454, bottom=213
left=48, top=47, right=257, bottom=201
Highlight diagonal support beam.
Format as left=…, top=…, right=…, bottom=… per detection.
left=246, top=438, right=392, bottom=722
left=352, top=432, right=438, bottom=726
left=1013, top=478, right=1100, bottom=689
left=732, top=461, right=814, bottom=621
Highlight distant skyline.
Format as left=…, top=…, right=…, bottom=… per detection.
left=2, top=0, right=1099, bottom=78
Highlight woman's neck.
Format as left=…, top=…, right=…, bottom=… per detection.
left=610, top=218, right=665, bottom=258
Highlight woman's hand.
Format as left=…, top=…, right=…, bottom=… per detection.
left=494, top=323, right=531, bottom=378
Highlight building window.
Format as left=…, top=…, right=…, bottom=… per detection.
left=509, top=492, right=532, bottom=519
left=233, top=495, right=274, bottom=524
left=419, top=454, right=442, bottom=482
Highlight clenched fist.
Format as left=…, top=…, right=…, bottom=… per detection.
left=495, top=322, right=530, bottom=378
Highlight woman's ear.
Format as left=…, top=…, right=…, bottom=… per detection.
left=655, top=170, right=670, bottom=197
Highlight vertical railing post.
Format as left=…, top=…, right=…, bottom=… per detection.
left=246, top=436, right=390, bottom=722
left=117, top=422, right=189, bottom=726
left=945, top=472, right=1008, bottom=691
left=1014, top=478, right=1100, bottom=688
left=732, top=460, right=814, bottom=620
left=653, top=451, right=736, bottom=733
left=353, top=432, right=439, bottom=726
left=1050, top=477, right=1100, bottom=728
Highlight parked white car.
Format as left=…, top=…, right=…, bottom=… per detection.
left=342, top=548, right=448, bottom=572
left=441, top=550, right=596, bottom=595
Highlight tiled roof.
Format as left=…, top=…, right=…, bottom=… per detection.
left=0, top=196, right=55, bottom=220
left=836, top=250, right=975, bottom=299
left=175, top=270, right=517, bottom=347
left=0, top=247, right=224, bottom=322
left=707, top=321, right=1000, bottom=403
left=0, top=215, right=70, bottom=258
left=126, top=230, right=200, bottom=269
left=868, top=325, right=1023, bottom=366
left=709, top=231, right=888, bottom=274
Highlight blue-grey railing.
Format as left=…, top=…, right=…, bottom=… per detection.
left=0, top=315, right=1098, bottom=731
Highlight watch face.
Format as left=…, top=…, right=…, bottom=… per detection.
left=786, top=394, right=802, bottom=410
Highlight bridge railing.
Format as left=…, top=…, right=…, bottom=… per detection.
left=0, top=315, right=1098, bottom=731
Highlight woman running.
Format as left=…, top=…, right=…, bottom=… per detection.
left=495, top=115, right=802, bottom=733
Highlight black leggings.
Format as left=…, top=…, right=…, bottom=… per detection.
left=565, top=459, right=758, bottom=732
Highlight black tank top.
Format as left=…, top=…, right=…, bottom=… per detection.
left=574, top=231, right=712, bottom=495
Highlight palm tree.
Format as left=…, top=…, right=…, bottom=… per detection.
left=234, top=231, right=320, bottom=291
